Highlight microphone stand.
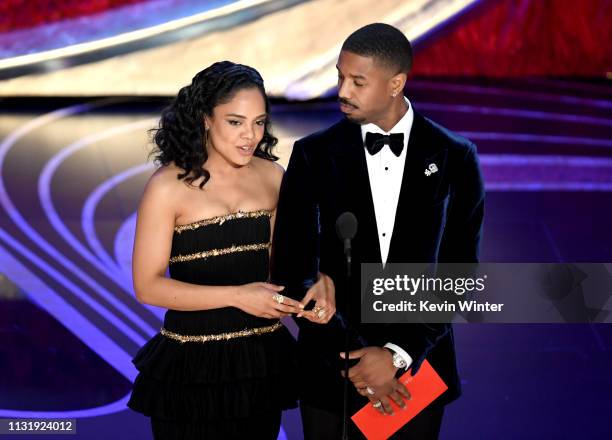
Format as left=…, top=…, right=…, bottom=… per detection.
left=342, top=238, right=352, bottom=440
left=336, top=211, right=357, bottom=440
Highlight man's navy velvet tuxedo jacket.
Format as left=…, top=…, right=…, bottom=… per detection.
left=271, top=110, right=485, bottom=413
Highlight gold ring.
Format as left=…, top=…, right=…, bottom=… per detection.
left=372, top=401, right=382, bottom=408
left=272, top=294, right=285, bottom=304
left=312, top=305, right=326, bottom=319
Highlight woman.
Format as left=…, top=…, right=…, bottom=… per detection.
left=127, top=61, right=335, bottom=439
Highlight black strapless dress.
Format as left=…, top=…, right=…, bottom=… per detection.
left=127, top=210, right=297, bottom=439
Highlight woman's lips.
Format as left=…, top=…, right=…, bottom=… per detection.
left=237, top=145, right=255, bottom=156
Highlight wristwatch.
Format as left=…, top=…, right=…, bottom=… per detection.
left=385, top=347, right=408, bottom=369
left=391, top=351, right=408, bottom=369
left=384, top=343, right=412, bottom=371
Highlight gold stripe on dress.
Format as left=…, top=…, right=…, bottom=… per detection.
left=174, top=209, right=273, bottom=234
left=169, top=242, right=270, bottom=264
left=160, top=321, right=283, bottom=343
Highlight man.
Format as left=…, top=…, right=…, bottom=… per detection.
left=272, top=23, right=484, bottom=439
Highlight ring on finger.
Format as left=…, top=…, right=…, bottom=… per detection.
left=316, top=308, right=326, bottom=319
left=272, top=294, right=285, bottom=304
left=366, top=386, right=375, bottom=395
left=372, top=401, right=382, bottom=408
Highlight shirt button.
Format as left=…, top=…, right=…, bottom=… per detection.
left=382, top=233, right=386, bottom=237
left=385, top=167, right=389, bottom=171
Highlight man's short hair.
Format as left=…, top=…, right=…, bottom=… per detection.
left=341, top=23, right=413, bottom=74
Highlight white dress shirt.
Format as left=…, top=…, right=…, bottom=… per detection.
left=361, top=97, right=414, bottom=370
left=361, top=97, right=413, bottom=265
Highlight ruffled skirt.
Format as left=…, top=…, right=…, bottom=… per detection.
left=128, top=317, right=297, bottom=429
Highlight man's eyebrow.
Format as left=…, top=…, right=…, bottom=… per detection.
left=336, top=65, right=367, bottom=80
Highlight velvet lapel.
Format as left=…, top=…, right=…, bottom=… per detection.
left=387, top=112, right=444, bottom=261
left=329, top=120, right=382, bottom=264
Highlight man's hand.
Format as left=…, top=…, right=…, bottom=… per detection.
left=340, top=347, right=411, bottom=415
left=297, top=272, right=336, bottom=323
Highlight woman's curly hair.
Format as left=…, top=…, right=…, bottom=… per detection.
left=151, top=61, right=278, bottom=188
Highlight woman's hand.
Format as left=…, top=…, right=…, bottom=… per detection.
left=233, top=282, right=303, bottom=319
left=297, top=272, right=336, bottom=324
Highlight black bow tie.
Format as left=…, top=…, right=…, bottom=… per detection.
left=364, top=132, right=404, bottom=156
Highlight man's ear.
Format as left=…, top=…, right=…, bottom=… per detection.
left=389, top=72, right=407, bottom=97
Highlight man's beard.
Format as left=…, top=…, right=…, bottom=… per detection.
left=343, top=113, right=365, bottom=124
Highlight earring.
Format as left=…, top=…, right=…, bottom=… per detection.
left=392, top=92, right=397, bottom=97
left=203, top=127, right=210, bottom=149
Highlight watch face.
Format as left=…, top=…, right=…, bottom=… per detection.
left=392, top=354, right=406, bottom=368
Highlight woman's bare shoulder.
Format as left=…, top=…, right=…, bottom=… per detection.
left=147, top=163, right=184, bottom=189
left=252, top=157, right=284, bottom=187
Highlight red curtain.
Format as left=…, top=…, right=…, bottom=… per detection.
left=412, top=0, right=612, bottom=77
left=0, top=0, right=146, bottom=32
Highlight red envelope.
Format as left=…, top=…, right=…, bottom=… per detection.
left=351, top=360, right=447, bottom=440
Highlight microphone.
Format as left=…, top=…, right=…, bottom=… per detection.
left=335, top=212, right=357, bottom=440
